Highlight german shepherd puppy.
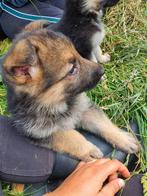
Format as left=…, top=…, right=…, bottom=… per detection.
left=2, top=26, right=139, bottom=162
left=25, top=0, right=120, bottom=63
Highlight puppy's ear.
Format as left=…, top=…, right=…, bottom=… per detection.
left=3, top=39, right=43, bottom=85
left=24, top=20, right=50, bottom=32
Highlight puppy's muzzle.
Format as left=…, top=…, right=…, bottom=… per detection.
left=97, top=65, right=105, bottom=77
left=94, top=65, right=105, bottom=82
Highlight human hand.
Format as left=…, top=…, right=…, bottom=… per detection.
left=44, top=159, right=130, bottom=196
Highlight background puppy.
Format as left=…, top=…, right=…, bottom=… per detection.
left=25, top=0, right=120, bottom=63
left=2, top=26, right=139, bottom=161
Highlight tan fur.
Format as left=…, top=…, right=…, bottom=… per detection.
left=82, top=0, right=100, bottom=11
left=38, top=81, right=65, bottom=106
left=42, top=129, right=103, bottom=161
left=4, top=39, right=44, bottom=87
left=80, top=107, right=140, bottom=153
left=3, top=31, right=79, bottom=95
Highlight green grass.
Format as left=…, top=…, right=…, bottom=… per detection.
left=0, top=0, right=146, bottom=195
left=0, top=39, right=11, bottom=115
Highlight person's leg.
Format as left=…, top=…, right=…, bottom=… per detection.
left=117, top=174, right=143, bottom=196
left=0, top=115, right=140, bottom=195
left=0, top=14, right=29, bottom=39
left=0, top=0, right=63, bottom=39
left=27, top=174, right=144, bottom=196
left=24, top=182, right=50, bottom=196
left=50, top=0, right=65, bottom=10
left=0, top=116, right=55, bottom=184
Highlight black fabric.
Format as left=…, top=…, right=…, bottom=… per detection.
left=43, top=174, right=144, bottom=195
left=0, top=174, right=144, bottom=196
left=0, top=114, right=142, bottom=195
left=0, top=0, right=64, bottom=39
left=117, top=174, right=143, bottom=196
left=0, top=115, right=139, bottom=184
left=49, top=0, right=65, bottom=10
left=0, top=116, right=55, bottom=183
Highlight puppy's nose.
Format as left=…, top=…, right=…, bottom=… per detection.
left=97, top=65, right=105, bottom=76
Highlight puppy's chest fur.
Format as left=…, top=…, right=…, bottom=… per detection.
left=89, top=11, right=105, bottom=46
left=10, top=92, right=91, bottom=139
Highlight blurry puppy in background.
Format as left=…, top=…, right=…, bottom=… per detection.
left=25, top=0, right=120, bottom=63
left=2, top=24, right=139, bottom=161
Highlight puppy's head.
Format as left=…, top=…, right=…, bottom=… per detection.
left=3, top=29, right=104, bottom=106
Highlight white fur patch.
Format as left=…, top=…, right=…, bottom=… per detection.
left=92, top=28, right=105, bottom=47
left=90, top=26, right=107, bottom=63
left=82, top=0, right=99, bottom=12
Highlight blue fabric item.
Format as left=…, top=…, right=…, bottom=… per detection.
left=6, top=0, right=28, bottom=7
left=0, top=1, right=61, bottom=22
left=0, top=0, right=64, bottom=38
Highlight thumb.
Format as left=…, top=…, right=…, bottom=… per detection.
left=98, top=178, right=125, bottom=196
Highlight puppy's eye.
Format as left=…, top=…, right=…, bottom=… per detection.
left=68, top=58, right=78, bottom=75
left=68, top=65, right=78, bottom=75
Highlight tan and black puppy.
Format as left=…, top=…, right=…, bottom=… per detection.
left=2, top=27, right=139, bottom=162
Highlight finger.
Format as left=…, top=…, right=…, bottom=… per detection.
left=69, top=159, right=111, bottom=184
left=98, top=178, right=125, bottom=196
left=110, top=160, right=130, bottom=178
left=96, top=159, right=130, bottom=182
left=109, top=173, right=118, bottom=182
left=76, top=161, right=85, bottom=169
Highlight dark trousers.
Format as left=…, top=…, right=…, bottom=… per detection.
left=0, top=0, right=65, bottom=39
left=0, top=175, right=144, bottom=196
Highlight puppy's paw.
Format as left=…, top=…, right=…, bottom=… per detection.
left=114, top=132, right=140, bottom=154
left=98, top=53, right=111, bottom=63
left=80, top=143, right=103, bottom=162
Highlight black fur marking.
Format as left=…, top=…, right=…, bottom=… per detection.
left=50, top=0, right=120, bottom=60
left=51, top=0, right=102, bottom=60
